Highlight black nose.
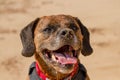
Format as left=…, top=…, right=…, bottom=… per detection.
left=60, top=29, right=74, bottom=39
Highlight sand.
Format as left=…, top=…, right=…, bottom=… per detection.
left=0, top=0, right=120, bottom=80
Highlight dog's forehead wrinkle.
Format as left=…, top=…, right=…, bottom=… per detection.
left=40, top=15, right=75, bottom=27
left=39, top=18, right=50, bottom=26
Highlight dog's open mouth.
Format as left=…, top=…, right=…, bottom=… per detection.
left=42, top=45, right=78, bottom=66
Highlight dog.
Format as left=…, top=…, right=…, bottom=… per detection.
left=20, top=15, right=93, bottom=80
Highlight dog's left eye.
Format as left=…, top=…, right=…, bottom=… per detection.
left=69, top=24, right=78, bottom=31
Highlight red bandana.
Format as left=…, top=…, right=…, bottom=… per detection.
left=35, top=62, right=78, bottom=80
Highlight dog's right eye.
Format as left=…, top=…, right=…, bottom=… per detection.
left=43, top=27, right=53, bottom=33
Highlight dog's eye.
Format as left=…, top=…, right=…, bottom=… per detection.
left=43, top=27, right=53, bottom=33
left=69, top=24, right=78, bottom=31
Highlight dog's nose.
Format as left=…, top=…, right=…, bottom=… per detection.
left=60, top=29, right=74, bottom=39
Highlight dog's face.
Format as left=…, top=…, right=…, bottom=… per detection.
left=20, top=15, right=93, bottom=78
left=34, top=15, right=83, bottom=74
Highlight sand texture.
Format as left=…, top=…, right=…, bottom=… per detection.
left=0, top=0, right=120, bottom=80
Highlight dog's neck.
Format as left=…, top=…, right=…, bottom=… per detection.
left=35, top=53, right=78, bottom=80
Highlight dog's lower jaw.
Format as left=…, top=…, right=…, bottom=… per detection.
left=35, top=53, right=72, bottom=80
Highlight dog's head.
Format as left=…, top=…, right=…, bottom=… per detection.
left=20, top=15, right=93, bottom=79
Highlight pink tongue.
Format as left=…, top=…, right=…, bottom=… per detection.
left=54, top=53, right=77, bottom=65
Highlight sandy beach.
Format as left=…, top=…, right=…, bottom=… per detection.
left=0, top=0, right=120, bottom=80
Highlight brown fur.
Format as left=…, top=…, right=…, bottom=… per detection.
left=20, top=15, right=93, bottom=80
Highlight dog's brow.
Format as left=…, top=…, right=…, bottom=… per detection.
left=48, top=23, right=60, bottom=28
left=65, top=22, right=76, bottom=27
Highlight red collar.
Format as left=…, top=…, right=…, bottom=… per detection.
left=36, top=62, right=46, bottom=80
left=35, top=62, right=78, bottom=80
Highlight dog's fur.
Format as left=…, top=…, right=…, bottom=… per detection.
left=20, top=15, right=93, bottom=80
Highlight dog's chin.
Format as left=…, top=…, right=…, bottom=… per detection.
left=42, top=45, right=80, bottom=74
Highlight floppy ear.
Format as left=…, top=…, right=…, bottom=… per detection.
left=75, top=18, right=93, bottom=56
left=20, top=18, right=40, bottom=57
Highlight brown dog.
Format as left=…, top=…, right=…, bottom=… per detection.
left=20, top=15, right=93, bottom=80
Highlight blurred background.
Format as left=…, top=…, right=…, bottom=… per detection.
left=0, top=0, right=120, bottom=80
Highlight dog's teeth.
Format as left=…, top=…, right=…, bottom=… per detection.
left=52, top=54, right=56, bottom=61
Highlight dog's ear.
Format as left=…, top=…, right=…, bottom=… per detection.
left=75, top=17, right=93, bottom=56
left=20, top=18, right=40, bottom=57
